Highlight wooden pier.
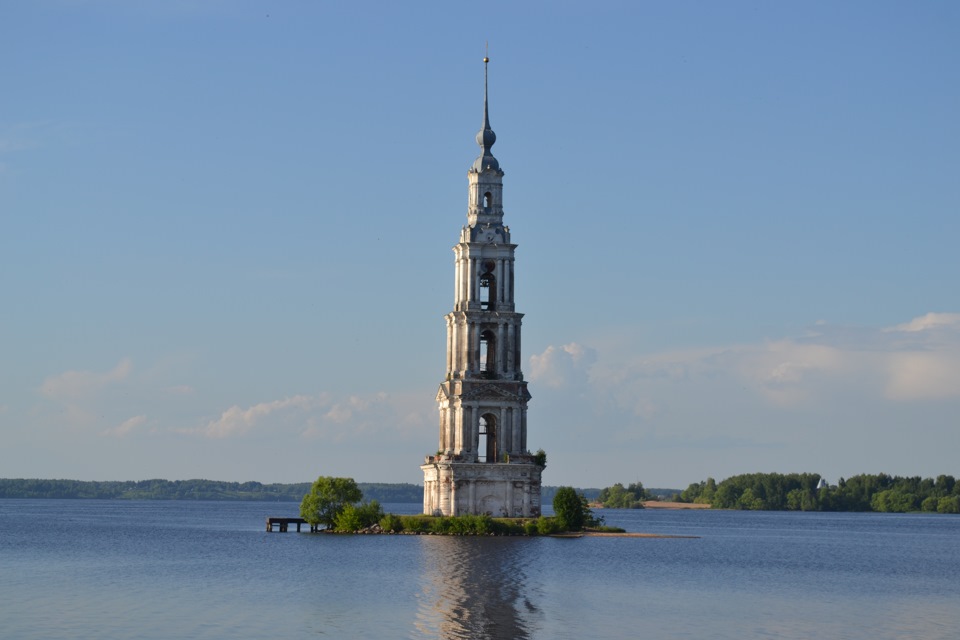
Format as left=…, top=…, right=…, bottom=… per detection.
left=266, top=517, right=309, bottom=532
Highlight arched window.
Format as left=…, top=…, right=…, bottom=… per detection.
left=479, top=266, right=496, bottom=310
left=479, top=329, right=496, bottom=376
left=478, top=414, right=498, bottom=463
left=483, top=192, right=492, bottom=209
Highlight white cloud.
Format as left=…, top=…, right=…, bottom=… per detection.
left=35, top=359, right=137, bottom=431
left=102, top=415, right=147, bottom=438
left=887, top=312, right=960, bottom=333
left=305, top=391, right=428, bottom=439
left=885, top=351, right=960, bottom=401
left=881, top=313, right=960, bottom=400
left=538, top=312, right=960, bottom=448
left=40, top=358, right=133, bottom=400
left=605, top=313, right=960, bottom=407
left=525, top=312, right=960, bottom=486
left=723, top=340, right=847, bottom=407
left=195, top=390, right=431, bottom=441
left=529, top=343, right=597, bottom=388
left=18, top=313, right=955, bottom=486
left=324, top=395, right=378, bottom=424
left=200, top=395, right=315, bottom=438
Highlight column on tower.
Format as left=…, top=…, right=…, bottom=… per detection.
left=463, top=402, right=471, bottom=455
left=497, top=258, right=506, bottom=305
left=446, top=316, right=453, bottom=375
left=520, top=408, right=527, bottom=451
left=438, top=407, right=445, bottom=451
left=464, top=321, right=472, bottom=374
left=515, top=321, right=522, bottom=374
left=454, top=254, right=461, bottom=308
left=452, top=316, right=461, bottom=375
left=457, top=320, right=462, bottom=374
left=462, top=256, right=469, bottom=306
left=465, top=257, right=472, bottom=306
left=472, top=404, right=480, bottom=458
left=497, top=319, right=506, bottom=377
left=499, top=405, right=509, bottom=457
left=462, top=252, right=471, bottom=307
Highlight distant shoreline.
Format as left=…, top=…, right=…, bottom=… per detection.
left=590, top=501, right=711, bottom=510
left=0, top=478, right=420, bottom=503
left=642, top=501, right=711, bottom=509
left=0, top=479, right=627, bottom=505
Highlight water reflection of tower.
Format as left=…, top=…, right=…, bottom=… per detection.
left=414, top=537, right=541, bottom=639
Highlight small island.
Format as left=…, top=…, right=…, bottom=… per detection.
left=296, top=476, right=630, bottom=536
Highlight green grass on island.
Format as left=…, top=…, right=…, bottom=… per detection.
left=300, top=480, right=624, bottom=536
left=349, top=513, right=625, bottom=536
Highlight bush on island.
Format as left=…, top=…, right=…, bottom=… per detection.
left=553, top=486, right=602, bottom=532
left=379, top=513, right=404, bottom=533
left=333, top=500, right=384, bottom=532
left=300, top=476, right=363, bottom=530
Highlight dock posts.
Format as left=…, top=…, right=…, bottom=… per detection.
left=266, top=517, right=308, bottom=532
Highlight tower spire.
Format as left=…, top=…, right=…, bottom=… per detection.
left=473, top=54, right=500, bottom=173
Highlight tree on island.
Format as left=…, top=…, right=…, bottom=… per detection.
left=553, top=486, right=602, bottom=532
left=597, top=482, right=646, bottom=509
left=300, top=476, right=363, bottom=530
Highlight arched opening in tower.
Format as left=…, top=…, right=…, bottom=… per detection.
left=479, top=269, right=496, bottom=310
left=478, top=414, right=498, bottom=463
left=483, top=191, right=492, bottom=209
left=479, top=329, right=496, bottom=376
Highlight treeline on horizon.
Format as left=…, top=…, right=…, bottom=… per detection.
left=10, top=474, right=955, bottom=513
left=0, top=479, right=642, bottom=504
left=0, top=478, right=423, bottom=503
left=678, top=472, right=960, bottom=513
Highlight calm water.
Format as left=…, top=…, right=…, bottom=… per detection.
left=2, top=500, right=959, bottom=639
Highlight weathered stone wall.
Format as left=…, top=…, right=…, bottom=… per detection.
left=422, top=461, right=541, bottom=518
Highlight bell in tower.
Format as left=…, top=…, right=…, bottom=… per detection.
left=421, top=57, right=544, bottom=517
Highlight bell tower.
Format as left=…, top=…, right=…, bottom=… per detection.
left=421, top=57, right=543, bottom=517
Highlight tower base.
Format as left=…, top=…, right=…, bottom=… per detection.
left=421, top=459, right=542, bottom=517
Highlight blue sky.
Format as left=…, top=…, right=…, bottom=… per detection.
left=2, top=1, right=958, bottom=489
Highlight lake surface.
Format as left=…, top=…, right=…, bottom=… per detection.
left=2, top=500, right=958, bottom=639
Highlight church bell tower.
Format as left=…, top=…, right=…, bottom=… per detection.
left=421, top=57, right=543, bottom=517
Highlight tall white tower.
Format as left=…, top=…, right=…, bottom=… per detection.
left=421, top=57, right=543, bottom=517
